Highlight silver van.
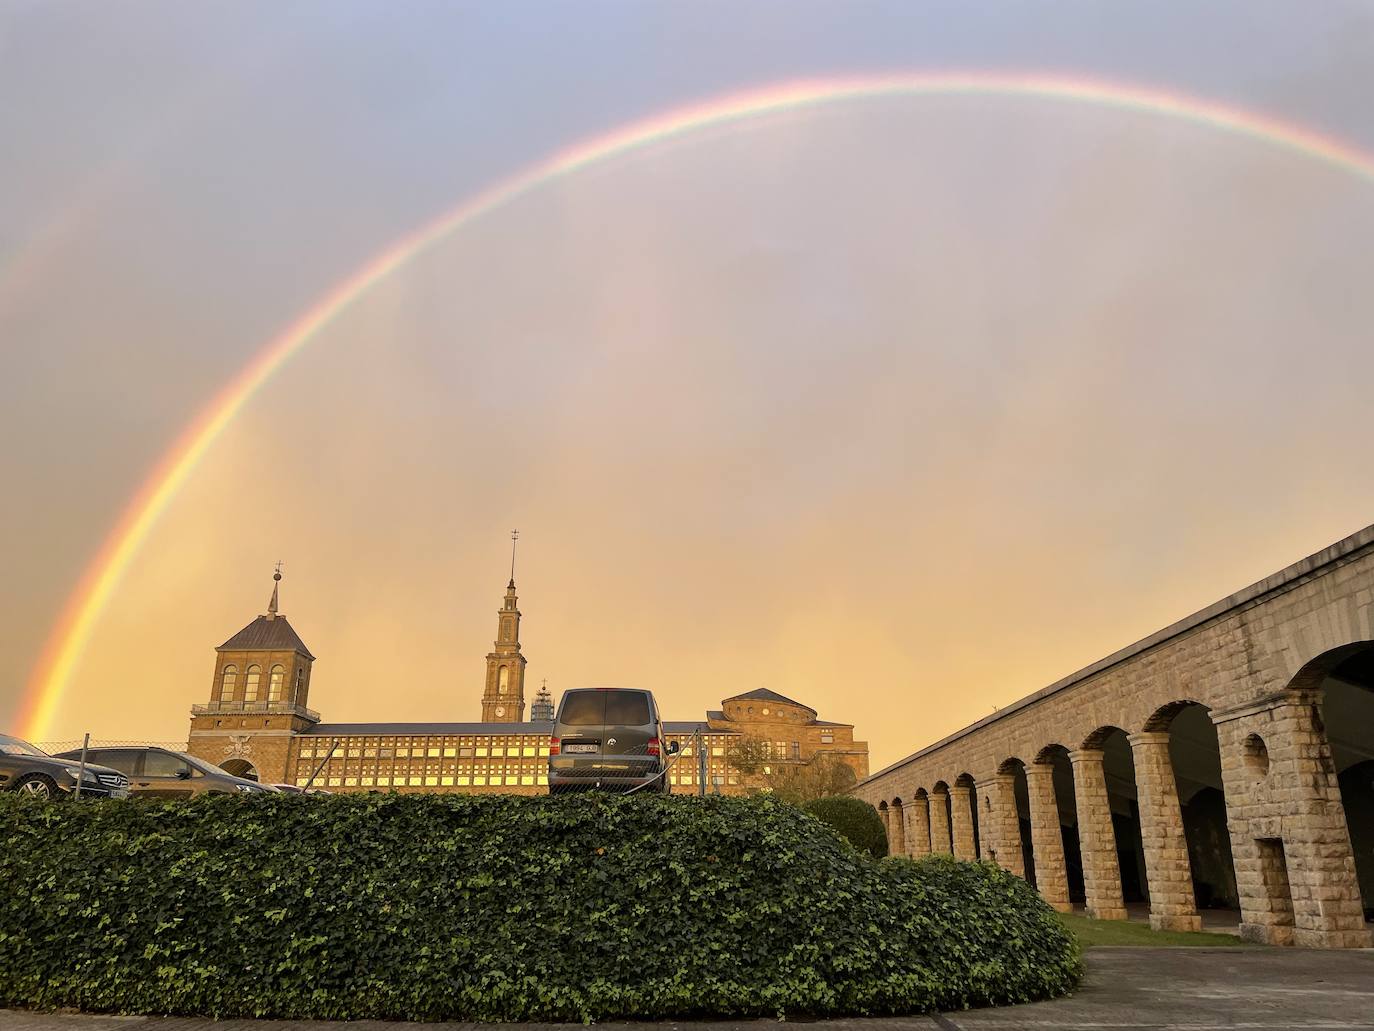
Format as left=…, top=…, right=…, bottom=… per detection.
left=548, top=687, right=679, bottom=794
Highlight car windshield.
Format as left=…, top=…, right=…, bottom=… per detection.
left=0, top=734, right=47, bottom=757
left=182, top=753, right=222, bottom=775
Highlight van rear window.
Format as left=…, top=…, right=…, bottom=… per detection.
left=558, top=690, right=653, bottom=726
left=604, top=692, right=651, bottom=725
left=558, top=692, right=605, bottom=726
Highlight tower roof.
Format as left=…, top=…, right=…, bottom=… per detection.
left=218, top=565, right=314, bottom=658
left=722, top=688, right=817, bottom=715
left=218, top=615, right=315, bottom=659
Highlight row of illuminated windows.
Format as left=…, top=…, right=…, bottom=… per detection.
left=296, top=738, right=740, bottom=760
left=297, top=774, right=549, bottom=788
left=300, top=763, right=545, bottom=777
left=297, top=739, right=551, bottom=759
left=299, top=745, right=549, bottom=759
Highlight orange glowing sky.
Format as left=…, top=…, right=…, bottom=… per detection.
left=4, top=3, right=1374, bottom=769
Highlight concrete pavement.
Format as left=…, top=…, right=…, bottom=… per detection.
left=2, top=947, right=1372, bottom=1031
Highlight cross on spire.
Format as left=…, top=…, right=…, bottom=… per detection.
left=267, top=561, right=283, bottom=618
left=509, top=529, right=519, bottom=587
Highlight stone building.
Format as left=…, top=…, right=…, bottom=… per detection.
left=852, top=523, right=1374, bottom=950
left=187, top=568, right=867, bottom=795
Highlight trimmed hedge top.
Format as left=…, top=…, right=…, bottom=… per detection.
left=0, top=793, right=1079, bottom=1021
left=803, top=794, right=889, bottom=857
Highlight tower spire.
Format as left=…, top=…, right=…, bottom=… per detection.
left=509, top=528, right=519, bottom=587
left=267, top=561, right=282, bottom=619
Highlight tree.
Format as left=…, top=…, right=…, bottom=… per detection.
left=725, top=736, right=859, bottom=804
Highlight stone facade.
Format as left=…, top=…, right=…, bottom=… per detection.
left=855, top=524, right=1374, bottom=949
left=188, top=572, right=868, bottom=796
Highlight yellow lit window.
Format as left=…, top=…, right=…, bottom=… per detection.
left=537, top=774, right=548, bottom=785
left=520, top=775, right=534, bottom=785
left=473, top=776, right=487, bottom=786
left=328, top=777, right=341, bottom=787
left=476, top=747, right=488, bottom=757
left=456, top=776, right=470, bottom=786
left=444, top=748, right=456, bottom=757
left=522, top=746, right=535, bottom=756
left=408, top=776, right=421, bottom=786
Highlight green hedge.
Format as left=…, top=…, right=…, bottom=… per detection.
left=803, top=795, right=888, bottom=857
left=0, top=793, right=1079, bottom=1021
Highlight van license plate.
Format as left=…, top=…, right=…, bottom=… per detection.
left=564, top=744, right=598, bottom=753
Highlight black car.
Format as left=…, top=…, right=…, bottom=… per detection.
left=0, top=734, right=130, bottom=800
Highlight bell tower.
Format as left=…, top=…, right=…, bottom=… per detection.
left=481, top=531, right=527, bottom=722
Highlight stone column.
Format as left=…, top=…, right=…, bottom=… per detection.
left=950, top=784, right=978, bottom=859
left=906, top=794, right=932, bottom=858
left=1129, top=731, right=1202, bottom=931
left=889, top=802, right=907, bottom=857
left=1070, top=749, right=1128, bottom=920
left=977, top=774, right=1025, bottom=878
left=1025, top=764, right=1071, bottom=911
left=929, top=789, right=952, bottom=854
left=878, top=805, right=892, bottom=850
left=1214, top=693, right=1372, bottom=949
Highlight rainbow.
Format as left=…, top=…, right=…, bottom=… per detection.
left=18, top=71, right=1374, bottom=742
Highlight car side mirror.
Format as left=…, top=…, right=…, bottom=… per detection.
left=175, top=768, right=191, bottom=780
left=667, top=741, right=681, bottom=755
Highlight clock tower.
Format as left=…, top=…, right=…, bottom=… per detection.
left=481, top=533, right=527, bottom=722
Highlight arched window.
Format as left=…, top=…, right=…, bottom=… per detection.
left=498, top=666, right=509, bottom=694
left=244, top=665, right=261, bottom=702
left=268, top=665, right=285, bottom=702
left=220, top=665, right=237, bottom=702
left=294, top=665, right=304, bottom=701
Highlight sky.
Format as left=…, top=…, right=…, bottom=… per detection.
left=3, top=1, right=1374, bottom=769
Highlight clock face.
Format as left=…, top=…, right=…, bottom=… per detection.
left=495, top=706, right=506, bottom=717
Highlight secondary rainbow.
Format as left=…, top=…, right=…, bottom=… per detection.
left=19, top=71, right=1374, bottom=742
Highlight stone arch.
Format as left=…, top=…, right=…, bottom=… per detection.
left=903, top=788, right=932, bottom=858
left=1151, top=700, right=1238, bottom=924
left=889, top=797, right=907, bottom=857
left=929, top=780, right=953, bottom=854
left=1032, top=745, right=1083, bottom=904
left=220, top=757, right=258, bottom=781
left=954, top=772, right=980, bottom=858
left=1143, top=699, right=1208, bottom=733
left=997, top=757, right=1036, bottom=884
left=1289, top=642, right=1374, bottom=924
left=1076, top=726, right=1147, bottom=915
left=1081, top=724, right=1128, bottom=751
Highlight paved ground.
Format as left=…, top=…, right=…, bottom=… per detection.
left=2, top=947, right=1372, bottom=1031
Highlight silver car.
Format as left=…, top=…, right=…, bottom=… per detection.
left=548, top=688, right=679, bottom=794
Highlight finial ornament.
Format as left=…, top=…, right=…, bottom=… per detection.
left=509, top=529, right=519, bottom=586
left=267, top=561, right=282, bottom=618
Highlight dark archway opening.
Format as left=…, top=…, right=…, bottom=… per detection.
left=1004, top=759, right=1036, bottom=886
left=1322, top=649, right=1374, bottom=922
left=1165, top=703, right=1238, bottom=910
left=1041, top=745, right=1084, bottom=904
left=957, top=773, right=981, bottom=858
left=1095, top=728, right=1150, bottom=905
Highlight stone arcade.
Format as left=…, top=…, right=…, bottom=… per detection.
left=853, top=524, right=1374, bottom=949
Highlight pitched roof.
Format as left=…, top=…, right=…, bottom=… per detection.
left=722, top=688, right=817, bottom=714
left=218, top=615, right=315, bottom=659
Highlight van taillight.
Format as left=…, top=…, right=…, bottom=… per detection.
left=549, top=737, right=560, bottom=756
left=647, top=738, right=660, bottom=757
